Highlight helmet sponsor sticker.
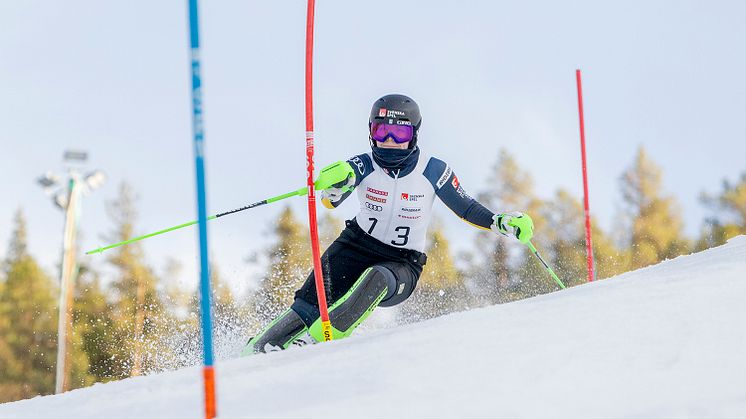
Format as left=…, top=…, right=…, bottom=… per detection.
left=380, top=108, right=405, bottom=118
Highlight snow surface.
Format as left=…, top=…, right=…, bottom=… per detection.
left=3, top=236, right=746, bottom=418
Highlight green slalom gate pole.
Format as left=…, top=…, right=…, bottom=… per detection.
left=526, top=240, right=566, bottom=289
left=85, top=187, right=308, bottom=255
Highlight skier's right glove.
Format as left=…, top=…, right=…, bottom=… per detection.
left=491, top=212, right=534, bottom=244
left=316, top=161, right=356, bottom=205
left=321, top=177, right=355, bottom=204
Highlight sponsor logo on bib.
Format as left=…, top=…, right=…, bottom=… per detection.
left=401, top=193, right=425, bottom=202
left=366, top=194, right=386, bottom=203
left=365, top=202, right=383, bottom=212
left=366, top=187, right=388, bottom=196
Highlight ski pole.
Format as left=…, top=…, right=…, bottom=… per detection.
left=526, top=240, right=566, bottom=289
left=85, top=187, right=308, bottom=255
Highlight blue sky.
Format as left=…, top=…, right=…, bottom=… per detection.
left=1, top=0, right=744, bottom=292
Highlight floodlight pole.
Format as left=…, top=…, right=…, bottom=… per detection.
left=54, top=175, right=82, bottom=394
left=38, top=151, right=104, bottom=394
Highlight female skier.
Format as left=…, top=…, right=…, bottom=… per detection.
left=243, top=94, right=534, bottom=354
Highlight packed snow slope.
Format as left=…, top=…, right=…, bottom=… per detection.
left=3, top=237, right=746, bottom=418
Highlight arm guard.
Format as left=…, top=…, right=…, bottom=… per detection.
left=424, top=158, right=495, bottom=230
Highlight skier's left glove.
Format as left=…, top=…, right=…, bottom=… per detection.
left=491, top=212, right=534, bottom=244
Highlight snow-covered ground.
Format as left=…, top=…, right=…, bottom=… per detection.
left=3, top=236, right=746, bottom=419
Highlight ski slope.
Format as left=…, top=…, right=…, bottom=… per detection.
left=3, top=236, right=746, bottom=418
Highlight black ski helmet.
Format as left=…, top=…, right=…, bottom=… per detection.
left=369, top=94, right=422, bottom=149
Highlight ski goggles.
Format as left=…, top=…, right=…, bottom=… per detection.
left=370, top=121, right=414, bottom=144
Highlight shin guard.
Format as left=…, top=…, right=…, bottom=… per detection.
left=308, top=266, right=395, bottom=341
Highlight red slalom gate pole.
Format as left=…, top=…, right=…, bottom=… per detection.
left=304, top=0, right=333, bottom=341
left=576, top=69, right=595, bottom=282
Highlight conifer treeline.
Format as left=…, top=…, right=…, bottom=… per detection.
left=1, top=146, right=744, bottom=402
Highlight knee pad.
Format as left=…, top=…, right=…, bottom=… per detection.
left=378, top=263, right=417, bottom=308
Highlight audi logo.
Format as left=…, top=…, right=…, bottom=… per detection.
left=365, top=202, right=383, bottom=212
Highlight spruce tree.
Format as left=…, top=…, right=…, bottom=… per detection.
left=698, top=172, right=746, bottom=249
left=105, top=183, right=164, bottom=377
left=0, top=210, right=57, bottom=401
left=160, top=258, right=191, bottom=321
left=620, top=147, right=689, bottom=270
left=254, top=206, right=310, bottom=323
left=476, top=149, right=543, bottom=304
left=71, top=265, right=118, bottom=384
left=512, top=190, right=583, bottom=296
left=526, top=190, right=625, bottom=290
left=0, top=269, right=16, bottom=400
left=590, top=217, right=627, bottom=279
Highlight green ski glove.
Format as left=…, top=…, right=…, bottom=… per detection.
left=315, top=161, right=356, bottom=192
left=492, top=212, right=534, bottom=244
